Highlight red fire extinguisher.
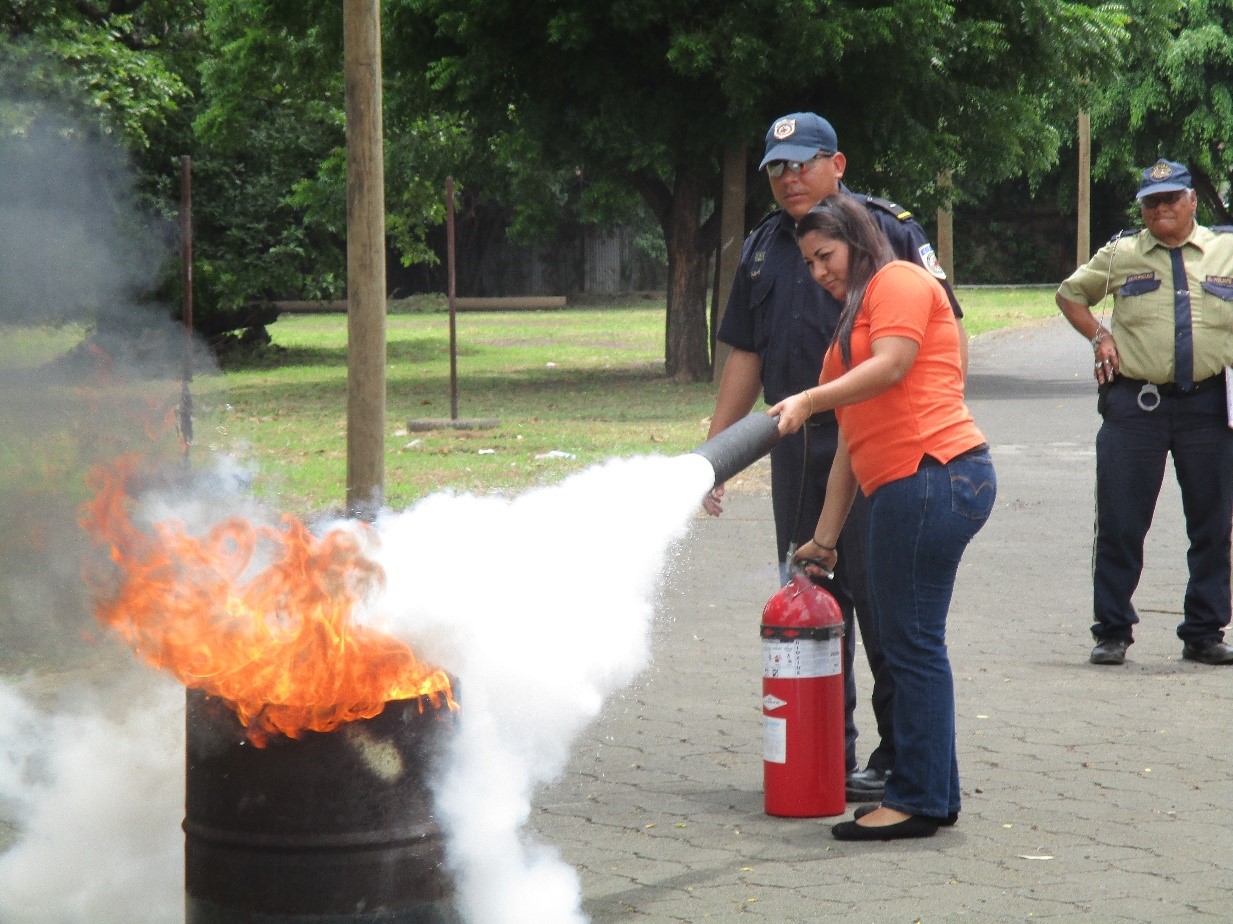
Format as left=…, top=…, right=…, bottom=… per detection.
left=761, top=570, right=845, bottom=817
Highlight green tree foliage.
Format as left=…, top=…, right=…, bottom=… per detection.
left=0, top=0, right=197, bottom=151
left=1089, top=0, right=1233, bottom=224
left=186, top=0, right=485, bottom=340
left=388, top=0, right=1130, bottom=381
left=1, top=0, right=203, bottom=337
left=4, top=0, right=1140, bottom=369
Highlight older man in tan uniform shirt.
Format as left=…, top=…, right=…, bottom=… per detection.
left=1057, top=158, right=1233, bottom=666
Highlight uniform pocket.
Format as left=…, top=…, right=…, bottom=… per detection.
left=1118, top=277, right=1161, bottom=297
left=1201, top=280, right=1233, bottom=300
left=1200, top=280, right=1233, bottom=329
left=750, top=274, right=776, bottom=354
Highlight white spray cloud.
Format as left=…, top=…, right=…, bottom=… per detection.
left=375, top=452, right=715, bottom=924
left=0, top=451, right=716, bottom=924
left=0, top=677, right=185, bottom=924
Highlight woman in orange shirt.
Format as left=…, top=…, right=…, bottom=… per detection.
left=769, top=195, right=995, bottom=841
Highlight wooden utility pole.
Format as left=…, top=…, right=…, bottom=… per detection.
left=1077, top=109, right=1092, bottom=267
left=713, top=144, right=746, bottom=384
left=936, top=169, right=955, bottom=284
left=343, top=0, right=387, bottom=519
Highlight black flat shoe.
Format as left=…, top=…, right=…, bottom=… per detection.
left=853, top=803, right=958, bottom=827
left=832, top=815, right=940, bottom=841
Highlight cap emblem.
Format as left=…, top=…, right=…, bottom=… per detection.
left=772, top=118, right=797, bottom=140
left=1150, top=161, right=1173, bottom=180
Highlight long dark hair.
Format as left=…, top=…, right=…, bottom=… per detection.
left=795, top=195, right=894, bottom=366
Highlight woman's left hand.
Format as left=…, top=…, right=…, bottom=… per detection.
left=768, top=391, right=812, bottom=436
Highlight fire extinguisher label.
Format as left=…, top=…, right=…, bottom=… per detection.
left=761, top=637, right=841, bottom=678
left=763, top=715, right=788, bottom=763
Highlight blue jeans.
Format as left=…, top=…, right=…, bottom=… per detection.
left=866, top=450, right=996, bottom=818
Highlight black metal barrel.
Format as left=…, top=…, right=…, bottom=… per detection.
left=184, top=689, right=460, bottom=923
left=688, top=412, right=782, bottom=486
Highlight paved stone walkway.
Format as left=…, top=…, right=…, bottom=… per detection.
left=532, top=318, right=1233, bottom=922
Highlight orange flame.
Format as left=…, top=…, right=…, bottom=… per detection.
left=79, top=454, right=453, bottom=746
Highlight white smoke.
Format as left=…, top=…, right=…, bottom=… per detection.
left=0, top=676, right=185, bottom=923
left=375, top=452, right=715, bottom=924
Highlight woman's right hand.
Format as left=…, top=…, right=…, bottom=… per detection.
left=768, top=390, right=812, bottom=436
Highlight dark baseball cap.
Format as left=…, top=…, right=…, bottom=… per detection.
left=758, top=113, right=838, bottom=170
left=1136, top=159, right=1192, bottom=200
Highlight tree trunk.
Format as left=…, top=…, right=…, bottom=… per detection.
left=663, top=162, right=713, bottom=383
left=1194, top=168, right=1233, bottom=226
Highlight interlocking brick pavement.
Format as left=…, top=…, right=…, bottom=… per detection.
left=532, top=318, right=1233, bottom=923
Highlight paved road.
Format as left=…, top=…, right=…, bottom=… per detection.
left=533, top=318, right=1233, bottom=922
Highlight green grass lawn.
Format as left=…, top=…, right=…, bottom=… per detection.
left=8, top=286, right=1060, bottom=515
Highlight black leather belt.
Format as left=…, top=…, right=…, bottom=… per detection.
left=920, top=442, right=989, bottom=468
left=1117, top=373, right=1225, bottom=397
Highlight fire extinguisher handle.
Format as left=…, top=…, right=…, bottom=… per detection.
left=787, top=551, right=834, bottom=584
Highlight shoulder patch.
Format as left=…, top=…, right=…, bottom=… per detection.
left=863, top=195, right=913, bottom=222
left=918, top=243, right=947, bottom=280
left=1106, top=228, right=1140, bottom=244
left=1210, top=225, right=1233, bottom=233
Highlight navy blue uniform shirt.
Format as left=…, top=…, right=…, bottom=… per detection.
left=718, top=188, right=960, bottom=415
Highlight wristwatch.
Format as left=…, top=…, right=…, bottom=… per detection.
left=1091, top=329, right=1108, bottom=348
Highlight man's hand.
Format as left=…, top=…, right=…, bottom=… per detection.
left=702, top=483, right=725, bottom=516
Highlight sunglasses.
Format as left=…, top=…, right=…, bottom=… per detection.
left=1140, top=190, right=1188, bottom=209
left=766, top=152, right=833, bottom=179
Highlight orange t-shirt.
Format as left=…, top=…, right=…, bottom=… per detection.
left=821, top=261, right=985, bottom=494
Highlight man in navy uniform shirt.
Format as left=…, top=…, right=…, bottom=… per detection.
left=704, top=112, right=964, bottom=802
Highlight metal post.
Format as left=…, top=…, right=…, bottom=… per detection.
left=180, top=155, right=194, bottom=465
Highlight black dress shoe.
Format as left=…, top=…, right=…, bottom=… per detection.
left=832, top=814, right=940, bottom=841
left=1089, top=638, right=1128, bottom=665
left=1182, top=639, right=1233, bottom=665
left=853, top=803, right=958, bottom=827
left=845, top=766, right=891, bottom=801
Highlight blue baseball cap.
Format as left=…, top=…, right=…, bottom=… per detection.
left=1136, top=159, right=1192, bottom=200
left=758, top=113, right=838, bottom=170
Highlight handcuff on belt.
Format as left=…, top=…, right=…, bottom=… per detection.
left=1136, top=382, right=1161, bottom=412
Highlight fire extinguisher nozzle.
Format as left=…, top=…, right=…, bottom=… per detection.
left=688, top=413, right=781, bottom=486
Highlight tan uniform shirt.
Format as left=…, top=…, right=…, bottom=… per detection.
left=1058, top=224, right=1233, bottom=383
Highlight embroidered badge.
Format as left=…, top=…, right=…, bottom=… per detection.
left=1149, top=160, right=1173, bottom=180
left=919, top=243, right=947, bottom=279
left=1125, top=271, right=1156, bottom=283
left=772, top=118, right=796, bottom=140
left=1206, top=275, right=1233, bottom=286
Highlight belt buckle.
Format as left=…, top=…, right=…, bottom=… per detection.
left=1136, top=382, right=1161, bottom=411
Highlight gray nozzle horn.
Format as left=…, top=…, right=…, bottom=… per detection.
left=689, top=413, right=782, bottom=486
